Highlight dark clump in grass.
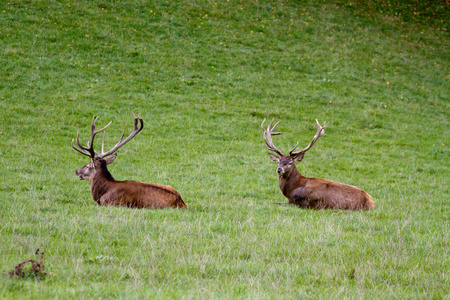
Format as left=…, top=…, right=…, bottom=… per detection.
left=9, top=249, right=48, bottom=280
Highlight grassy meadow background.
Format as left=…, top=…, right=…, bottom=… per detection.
left=0, top=0, right=448, bottom=298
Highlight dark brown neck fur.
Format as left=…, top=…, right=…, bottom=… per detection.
left=279, top=165, right=307, bottom=198
left=90, top=160, right=116, bottom=203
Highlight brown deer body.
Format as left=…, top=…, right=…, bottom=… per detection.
left=72, top=114, right=187, bottom=209
left=262, top=119, right=375, bottom=210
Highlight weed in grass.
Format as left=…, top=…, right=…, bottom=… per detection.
left=9, top=249, right=47, bottom=280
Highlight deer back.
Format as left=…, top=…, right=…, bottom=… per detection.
left=89, top=158, right=187, bottom=209
left=289, top=177, right=375, bottom=210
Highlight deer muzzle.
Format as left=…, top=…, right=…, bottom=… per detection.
left=75, top=167, right=90, bottom=180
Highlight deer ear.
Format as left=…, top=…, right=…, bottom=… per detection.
left=105, top=153, right=118, bottom=165
left=293, top=153, right=305, bottom=163
left=268, top=153, right=280, bottom=163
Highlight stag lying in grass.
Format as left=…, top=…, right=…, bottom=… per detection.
left=72, top=113, right=187, bottom=209
left=261, top=119, right=375, bottom=210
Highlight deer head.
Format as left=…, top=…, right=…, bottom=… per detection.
left=72, top=113, right=144, bottom=180
left=261, top=118, right=326, bottom=177
left=75, top=154, right=117, bottom=180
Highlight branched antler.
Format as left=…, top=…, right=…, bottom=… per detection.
left=72, top=113, right=143, bottom=159
left=71, top=116, right=111, bottom=158
left=96, top=113, right=143, bottom=158
left=261, top=118, right=284, bottom=157
left=289, top=119, right=326, bottom=161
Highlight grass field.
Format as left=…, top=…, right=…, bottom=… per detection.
left=1, top=0, right=449, bottom=298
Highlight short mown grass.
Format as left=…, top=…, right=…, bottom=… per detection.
left=0, top=0, right=448, bottom=298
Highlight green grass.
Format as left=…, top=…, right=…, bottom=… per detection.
left=0, top=0, right=448, bottom=298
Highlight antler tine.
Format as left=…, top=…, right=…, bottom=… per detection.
left=93, top=132, right=107, bottom=157
left=71, top=116, right=112, bottom=159
left=101, top=133, right=106, bottom=155
left=97, top=113, right=144, bottom=158
left=290, top=119, right=326, bottom=160
left=71, top=132, right=92, bottom=157
left=261, top=118, right=284, bottom=156
left=289, top=142, right=299, bottom=153
left=74, top=131, right=88, bottom=151
left=89, top=116, right=112, bottom=156
left=118, top=125, right=127, bottom=144
left=96, top=124, right=125, bottom=157
left=90, top=117, right=111, bottom=145
left=74, top=130, right=96, bottom=158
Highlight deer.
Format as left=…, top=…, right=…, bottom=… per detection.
left=261, top=119, right=375, bottom=210
left=71, top=113, right=187, bottom=209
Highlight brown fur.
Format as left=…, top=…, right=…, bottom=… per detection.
left=72, top=114, right=187, bottom=209
left=78, top=158, right=187, bottom=209
left=274, top=155, right=375, bottom=210
left=262, top=118, right=375, bottom=210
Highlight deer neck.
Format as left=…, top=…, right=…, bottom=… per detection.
left=279, top=165, right=306, bottom=198
left=89, top=161, right=116, bottom=203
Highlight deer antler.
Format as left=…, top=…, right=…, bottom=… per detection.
left=289, top=119, right=326, bottom=161
left=96, top=113, right=144, bottom=158
left=71, top=116, right=112, bottom=159
left=71, top=113, right=143, bottom=159
left=261, top=118, right=284, bottom=157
